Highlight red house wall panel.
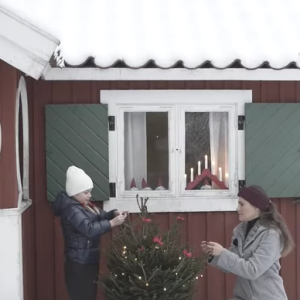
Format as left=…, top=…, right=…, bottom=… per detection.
left=0, top=60, right=20, bottom=208
left=23, top=79, right=300, bottom=300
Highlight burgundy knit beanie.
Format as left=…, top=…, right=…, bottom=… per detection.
left=238, top=185, right=271, bottom=211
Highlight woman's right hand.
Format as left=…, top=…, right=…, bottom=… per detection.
left=110, top=215, right=126, bottom=228
left=201, top=241, right=211, bottom=254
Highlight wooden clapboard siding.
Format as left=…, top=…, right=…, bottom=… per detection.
left=22, top=79, right=300, bottom=300
left=0, top=59, right=20, bottom=208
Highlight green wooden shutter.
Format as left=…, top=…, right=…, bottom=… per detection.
left=45, top=104, right=109, bottom=202
left=245, top=103, right=300, bottom=198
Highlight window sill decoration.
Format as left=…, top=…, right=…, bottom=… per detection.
left=186, top=168, right=228, bottom=190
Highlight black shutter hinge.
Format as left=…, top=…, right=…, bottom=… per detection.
left=108, top=116, right=115, bottom=131
left=109, top=183, right=116, bottom=197
left=239, top=180, right=246, bottom=190
left=238, top=116, right=245, bottom=130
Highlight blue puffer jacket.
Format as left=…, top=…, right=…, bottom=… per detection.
left=53, top=191, right=116, bottom=264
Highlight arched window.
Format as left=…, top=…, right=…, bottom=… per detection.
left=15, top=76, right=29, bottom=206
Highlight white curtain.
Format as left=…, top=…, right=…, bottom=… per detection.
left=209, top=112, right=228, bottom=188
left=124, top=112, right=147, bottom=190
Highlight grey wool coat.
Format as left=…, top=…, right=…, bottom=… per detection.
left=209, top=220, right=288, bottom=300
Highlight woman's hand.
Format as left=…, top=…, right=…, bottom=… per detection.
left=206, top=242, right=225, bottom=256
left=201, top=241, right=211, bottom=254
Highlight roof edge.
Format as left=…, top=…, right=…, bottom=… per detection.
left=0, top=5, right=60, bottom=80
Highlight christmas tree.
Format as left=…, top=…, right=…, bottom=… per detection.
left=98, top=195, right=207, bottom=300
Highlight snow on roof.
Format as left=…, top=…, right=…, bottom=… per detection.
left=1, top=0, right=300, bottom=69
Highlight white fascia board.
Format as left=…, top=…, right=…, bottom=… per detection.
left=43, top=67, right=300, bottom=81
left=0, top=5, right=59, bottom=80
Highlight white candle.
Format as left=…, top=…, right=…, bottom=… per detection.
left=211, top=161, right=215, bottom=175
left=191, top=168, right=194, bottom=182
left=198, top=161, right=201, bottom=175
left=218, top=167, right=222, bottom=181
left=184, top=174, right=187, bottom=187
left=225, top=173, right=229, bottom=187
left=205, top=155, right=208, bottom=169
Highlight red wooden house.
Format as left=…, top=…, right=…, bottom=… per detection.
left=0, top=1, right=300, bottom=300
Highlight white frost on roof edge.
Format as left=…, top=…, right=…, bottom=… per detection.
left=1, top=0, right=300, bottom=69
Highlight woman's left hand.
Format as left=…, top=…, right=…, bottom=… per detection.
left=206, top=242, right=225, bottom=256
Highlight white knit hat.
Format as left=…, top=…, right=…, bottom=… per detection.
left=65, top=166, right=93, bottom=197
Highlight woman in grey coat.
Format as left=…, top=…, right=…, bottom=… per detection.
left=201, top=185, right=294, bottom=300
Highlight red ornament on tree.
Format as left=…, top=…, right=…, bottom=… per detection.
left=177, top=215, right=185, bottom=221
left=183, top=249, right=192, bottom=258
left=153, top=236, right=163, bottom=246
left=142, top=217, right=152, bottom=223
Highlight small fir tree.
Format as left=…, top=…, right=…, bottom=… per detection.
left=98, top=195, right=207, bottom=300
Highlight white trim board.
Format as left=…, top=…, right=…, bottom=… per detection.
left=106, top=197, right=238, bottom=213
left=15, top=76, right=30, bottom=207
left=102, top=90, right=252, bottom=213
left=43, top=67, right=300, bottom=81
left=101, top=90, right=251, bottom=106
left=0, top=5, right=59, bottom=79
left=0, top=200, right=32, bottom=217
left=0, top=203, right=30, bottom=300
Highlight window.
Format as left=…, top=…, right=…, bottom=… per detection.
left=102, top=90, right=252, bottom=212
left=124, top=111, right=170, bottom=191
left=117, top=106, right=175, bottom=197
left=180, top=107, right=232, bottom=197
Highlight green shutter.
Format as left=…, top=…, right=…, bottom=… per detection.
left=45, top=104, right=109, bottom=202
left=245, top=103, right=300, bottom=198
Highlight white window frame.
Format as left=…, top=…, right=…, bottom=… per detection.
left=101, top=90, right=252, bottom=213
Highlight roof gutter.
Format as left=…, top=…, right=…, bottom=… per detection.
left=42, top=67, right=300, bottom=81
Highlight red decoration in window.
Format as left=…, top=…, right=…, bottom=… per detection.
left=186, top=169, right=228, bottom=190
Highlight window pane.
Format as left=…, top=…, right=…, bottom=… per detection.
left=185, top=112, right=229, bottom=190
left=124, top=112, right=169, bottom=191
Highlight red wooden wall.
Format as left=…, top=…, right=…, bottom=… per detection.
left=22, top=79, right=300, bottom=300
left=0, top=60, right=20, bottom=208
